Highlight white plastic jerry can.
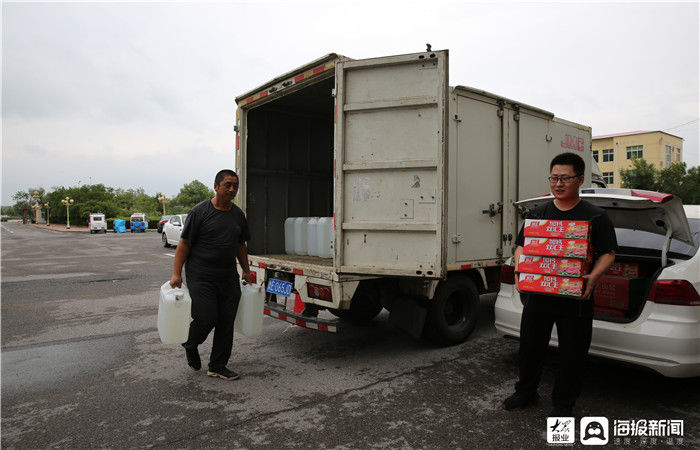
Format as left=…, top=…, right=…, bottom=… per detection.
left=284, top=217, right=296, bottom=254
left=317, top=217, right=333, bottom=258
left=293, top=217, right=310, bottom=255
left=235, top=283, right=265, bottom=337
left=307, top=217, right=320, bottom=256
left=158, top=281, right=192, bottom=344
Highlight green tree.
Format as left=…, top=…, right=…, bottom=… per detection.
left=619, top=158, right=657, bottom=191
left=172, top=180, right=214, bottom=209
left=656, top=162, right=687, bottom=199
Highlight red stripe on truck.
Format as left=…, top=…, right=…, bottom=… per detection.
left=293, top=268, right=303, bottom=275
left=313, top=66, right=324, bottom=75
left=259, top=262, right=268, bottom=268
left=294, top=74, right=305, bottom=82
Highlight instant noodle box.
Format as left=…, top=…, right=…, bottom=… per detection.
left=517, top=273, right=584, bottom=297
left=593, top=275, right=645, bottom=310
left=605, top=262, right=640, bottom=278
left=523, top=237, right=592, bottom=261
left=523, top=219, right=591, bottom=239
left=594, top=306, right=625, bottom=318
left=517, top=255, right=589, bottom=277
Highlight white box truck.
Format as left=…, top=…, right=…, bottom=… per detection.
left=234, top=49, right=593, bottom=344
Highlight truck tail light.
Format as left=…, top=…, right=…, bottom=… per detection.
left=500, top=264, right=515, bottom=285
left=307, top=283, right=332, bottom=301
left=649, top=280, right=700, bottom=306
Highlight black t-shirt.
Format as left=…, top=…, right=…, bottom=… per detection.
left=181, top=199, right=251, bottom=281
left=515, top=199, right=617, bottom=316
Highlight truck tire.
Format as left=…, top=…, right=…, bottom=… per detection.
left=162, top=233, right=170, bottom=248
left=329, top=282, right=383, bottom=323
left=424, top=277, right=480, bottom=346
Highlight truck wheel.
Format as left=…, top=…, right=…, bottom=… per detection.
left=162, top=233, right=170, bottom=248
left=424, top=277, right=480, bottom=346
left=103, top=229, right=107, bottom=234
left=329, top=282, right=383, bottom=322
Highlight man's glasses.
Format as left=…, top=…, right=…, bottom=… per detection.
left=548, top=175, right=581, bottom=184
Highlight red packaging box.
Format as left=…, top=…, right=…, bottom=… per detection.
left=523, top=237, right=592, bottom=261
left=594, top=306, right=625, bottom=318
left=605, top=262, right=640, bottom=278
left=593, top=276, right=645, bottom=310
left=517, top=273, right=584, bottom=297
left=524, top=219, right=591, bottom=239
left=517, top=255, right=589, bottom=277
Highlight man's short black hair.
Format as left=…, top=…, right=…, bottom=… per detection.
left=550, top=152, right=585, bottom=176
left=214, top=169, right=238, bottom=185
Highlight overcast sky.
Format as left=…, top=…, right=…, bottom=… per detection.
left=2, top=1, right=698, bottom=206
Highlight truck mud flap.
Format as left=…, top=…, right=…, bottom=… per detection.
left=264, top=301, right=338, bottom=333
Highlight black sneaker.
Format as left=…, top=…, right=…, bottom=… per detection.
left=185, top=346, right=201, bottom=371
left=502, top=392, right=539, bottom=410
left=206, top=367, right=240, bottom=380
left=549, top=405, right=574, bottom=417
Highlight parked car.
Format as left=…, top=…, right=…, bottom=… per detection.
left=88, top=213, right=107, bottom=234
left=157, top=215, right=172, bottom=233
left=130, top=213, right=148, bottom=232
left=162, top=214, right=187, bottom=247
left=495, top=189, right=700, bottom=378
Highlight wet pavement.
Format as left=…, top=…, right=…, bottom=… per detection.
left=2, top=220, right=699, bottom=448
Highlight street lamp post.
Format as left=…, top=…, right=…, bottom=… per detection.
left=45, top=202, right=50, bottom=226
left=61, top=197, right=74, bottom=229
left=157, top=194, right=171, bottom=216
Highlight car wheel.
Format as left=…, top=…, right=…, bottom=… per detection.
left=329, top=281, right=383, bottom=322
left=423, top=276, right=480, bottom=346
left=103, top=229, right=107, bottom=234
left=162, top=232, right=169, bottom=248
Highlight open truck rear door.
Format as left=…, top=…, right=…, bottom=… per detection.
left=335, top=50, right=449, bottom=278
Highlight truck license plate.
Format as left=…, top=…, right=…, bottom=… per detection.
left=267, top=278, right=293, bottom=297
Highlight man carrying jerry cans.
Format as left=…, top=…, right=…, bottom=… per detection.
left=170, top=169, right=255, bottom=380
left=502, top=152, right=617, bottom=417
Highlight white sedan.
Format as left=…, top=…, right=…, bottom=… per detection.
left=162, top=214, right=187, bottom=248
left=495, top=189, right=700, bottom=378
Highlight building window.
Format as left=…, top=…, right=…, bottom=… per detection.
left=676, top=148, right=681, bottom=161
left=602, top=149, right=614, bottom=162
left=626, top=145, right=643, bottom=159
left=593, top=150, right=599, bottom=162
left=665, top=145, right=672, bottom=168
left=602, top=172, right=614, bottom=185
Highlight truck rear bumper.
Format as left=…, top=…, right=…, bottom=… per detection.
left=264, top=300, right=338, bottom=332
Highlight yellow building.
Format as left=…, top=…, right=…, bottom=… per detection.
left=592, top=130, right=684, bottom=188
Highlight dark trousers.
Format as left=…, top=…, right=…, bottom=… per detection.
left=183, top=276, right=241, bottom=371
left=515, top=302, right=593, bottom=408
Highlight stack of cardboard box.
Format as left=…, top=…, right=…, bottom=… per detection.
left=517, top=220, right=592, bottom=297
left=593, top=262, right=643, bottom=317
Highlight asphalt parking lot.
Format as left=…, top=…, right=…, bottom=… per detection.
left=2, top=220, right=699, bottom=448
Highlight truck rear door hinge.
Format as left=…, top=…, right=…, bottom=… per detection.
left=451, top=234, right=463, bottom=244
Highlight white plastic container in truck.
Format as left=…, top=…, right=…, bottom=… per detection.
left=234, top=48, right=594, bottom=344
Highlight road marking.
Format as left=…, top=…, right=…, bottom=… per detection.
left=164, top=253, right=175, bottom=257
left=1, top=224, right=15, bottom=234
left=2, top=272, right=97, bottom=282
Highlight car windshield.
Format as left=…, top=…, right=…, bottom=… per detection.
left=94, top=216, right=104, bottom=221
left=615, top=218, right=700, bottom=260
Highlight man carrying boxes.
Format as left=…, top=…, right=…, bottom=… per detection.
left=502, top=152, right=617, bottom=418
